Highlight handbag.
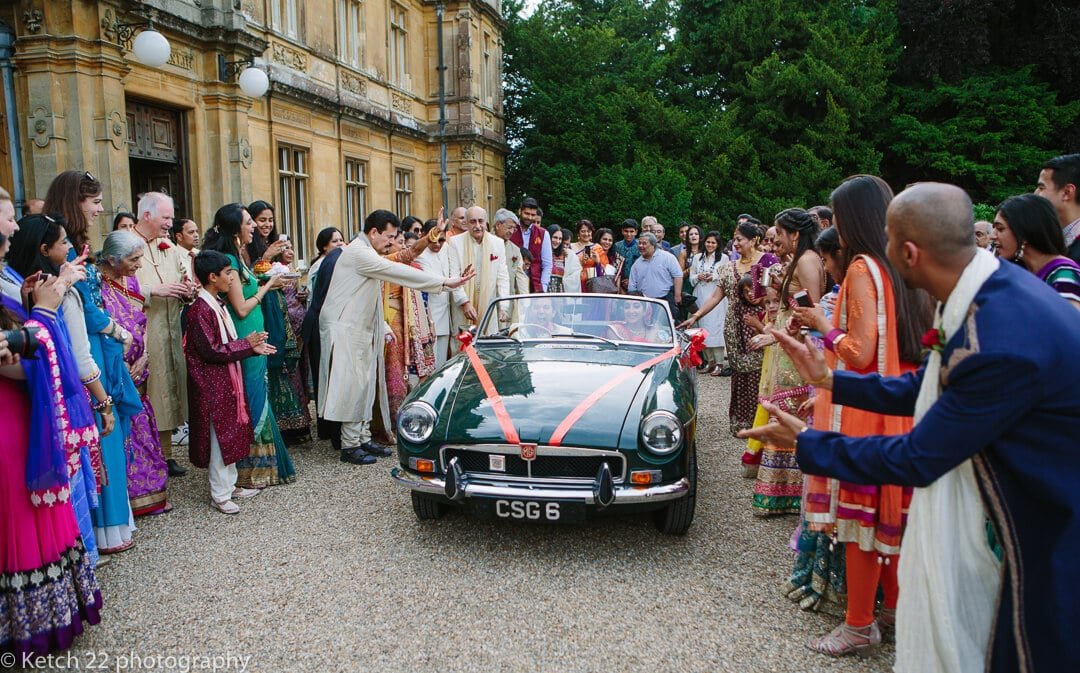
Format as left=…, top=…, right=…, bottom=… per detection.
left=585, top=275, right=620, bottom=294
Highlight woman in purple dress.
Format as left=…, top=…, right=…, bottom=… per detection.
left=97, top=231, right=170, bottom=516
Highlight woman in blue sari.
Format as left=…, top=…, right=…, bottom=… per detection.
left=45, top=171, right=142, bottom=553
left=202, top=203, right=296, bottom=487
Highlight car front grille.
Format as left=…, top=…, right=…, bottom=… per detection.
left=441, top=446, right=625, bottom=483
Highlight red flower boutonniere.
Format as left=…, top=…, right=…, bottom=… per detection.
left=490, top=254, right=498, bottom=262
left=157, top=241, right=171, bottom=252
left=921, top=327, right=946, bottom=354
left=512, top=257, right=519, bottom=264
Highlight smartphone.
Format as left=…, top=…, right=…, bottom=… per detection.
left=279, top=234, right=289, bottom=241
left=794, top=290, right=814, bottom=308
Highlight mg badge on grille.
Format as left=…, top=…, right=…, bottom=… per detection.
left=519, top=443, right=537, bottom=461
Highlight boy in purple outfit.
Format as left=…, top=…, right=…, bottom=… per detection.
left=184, top=250, right=275, bottom=514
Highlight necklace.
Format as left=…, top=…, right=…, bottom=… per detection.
left=103, top=274, right=146, bottom=305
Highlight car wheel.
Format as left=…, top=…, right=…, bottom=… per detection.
left=411, top=492, right=446, bottom=520
left=654, top=445, right=697, bottom=535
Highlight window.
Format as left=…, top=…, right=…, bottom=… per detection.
left=389, top=3, right=408, bottom=88
left=482, top=33, right=492, bottom=104
left=344, top=158, right=367, bottom=241
left=337, top=0, right=364, bottom=67
left=486, top=176, right=494, bottom=213
left=394, top=169, right=413, bottom=218
left=278, top=144, right=310, bottom=261
left=270, top=0, right=299, bottom=38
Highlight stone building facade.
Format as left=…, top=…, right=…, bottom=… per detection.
left=0, top=0, right=506, bottom=262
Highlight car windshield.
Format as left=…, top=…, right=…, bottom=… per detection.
left=477, top=294, right=675, bottom=346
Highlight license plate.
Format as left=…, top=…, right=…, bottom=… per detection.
left=472, top=498, right=586, bottom=524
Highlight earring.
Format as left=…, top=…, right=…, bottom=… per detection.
left=1013, top=242, right=1025, bottom=263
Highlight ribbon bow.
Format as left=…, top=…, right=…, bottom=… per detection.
left=680, top=329, right=708, bottom=368
left=456, top=329, right=475, bottom=349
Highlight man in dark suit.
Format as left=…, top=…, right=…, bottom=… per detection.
left=1036, top=153, right=1080, bottom=264
left=742, top=183, right=1080, bottom=673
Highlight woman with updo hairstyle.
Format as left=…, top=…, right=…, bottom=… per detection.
left=681, top=219, right=769, bottom=435
left=570, top=219, right=594, bottom=254
left=98, top=230, right=171, bottom=516
left=203, top=203, right=295, bottom=488
left=992, top=193, right=1080, bottom=309
left=746, top=207, right=825, bottom=517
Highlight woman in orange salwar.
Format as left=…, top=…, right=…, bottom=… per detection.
left=791, top=175, right=933, bottom=657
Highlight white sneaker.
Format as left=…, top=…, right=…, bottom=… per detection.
left=172, top=423, right=190, bottom=447
left=211, top=499, right=239, bottom=515
left=231, top=487, right=260, bottom=500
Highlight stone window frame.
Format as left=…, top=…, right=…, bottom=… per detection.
left=277, top=143, right=311, bottom=261
left=344, top=157, right=368, bottom=241
left=394, top=167, right=413, bottom=219
left=337, top=0, right=365, bottom=68
left=389, top=2, right=409, bottom=89
left=270, top=0, right=301, bottom=39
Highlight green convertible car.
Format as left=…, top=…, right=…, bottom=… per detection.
left=391, top=293, right=700, bottom=534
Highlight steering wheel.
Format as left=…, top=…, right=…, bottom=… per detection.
left=507, top=323, right=553, bottom=339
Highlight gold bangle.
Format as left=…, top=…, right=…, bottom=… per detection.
left=428, top=227, right=443, bottom=244
left=808, top=369, right=831, bottom=387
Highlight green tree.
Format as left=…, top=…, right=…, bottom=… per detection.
left=675, top=0, right=900, bottom=223
left=885, top=68, right=1080, bottom=203
left=503, top=0, right=694, bottom=228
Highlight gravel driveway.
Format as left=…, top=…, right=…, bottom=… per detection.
left=74, top=374, right=893, bottom=673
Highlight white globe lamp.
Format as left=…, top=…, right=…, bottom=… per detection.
left=238, top=66, right=270, bottom=98
left=131, top=29, right=171, bottom=67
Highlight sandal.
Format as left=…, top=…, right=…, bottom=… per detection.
left=807, top=622, right=881, bottom=658
left=877, top=607, right=896, bottom=642
left=100, top=539, right=136, bottom=555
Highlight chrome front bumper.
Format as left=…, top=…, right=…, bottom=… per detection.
left=391, top=467, right=689, bottom=505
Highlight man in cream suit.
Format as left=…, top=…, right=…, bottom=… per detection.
left=319, top=210, right=472, bottom=465
left=448, top=206, right=509, bottom=341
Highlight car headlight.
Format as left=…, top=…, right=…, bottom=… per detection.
left=398, top=401, right=437, bottom=444
left=640, top=411, right=682, bottom=455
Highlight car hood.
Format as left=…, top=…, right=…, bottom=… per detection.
left=440, top=344, right=677, bottom=448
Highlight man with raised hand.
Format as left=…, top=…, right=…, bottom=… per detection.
left=741, top=182, right=1080, bottom=673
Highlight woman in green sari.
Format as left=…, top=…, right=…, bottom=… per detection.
left=201, top=203, right=296, bottom=488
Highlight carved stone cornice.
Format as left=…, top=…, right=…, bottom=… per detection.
left=268, top=79, right=507, bottom=152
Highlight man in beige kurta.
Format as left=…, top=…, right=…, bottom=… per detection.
left=318, top=209, right=472, bottom=464
left=133, top=192, right=196, bottom=475
left=448, top=206, right=510, bottom=341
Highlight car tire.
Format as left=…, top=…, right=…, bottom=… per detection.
left=411, top=492, right=446, bottom=520
left=654, top=445, right=697, bottom=535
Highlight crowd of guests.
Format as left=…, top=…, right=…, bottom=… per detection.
left=2, top=153, right=1079, bottom=668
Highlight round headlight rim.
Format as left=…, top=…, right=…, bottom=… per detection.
left=397, top=400, right=438, bottom=444
left=640, top=410, right=683, bottom=455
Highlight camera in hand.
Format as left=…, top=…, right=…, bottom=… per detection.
left=794, top=290, right=814, bottom=308
left=2, top=325, right=41, bottom=358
